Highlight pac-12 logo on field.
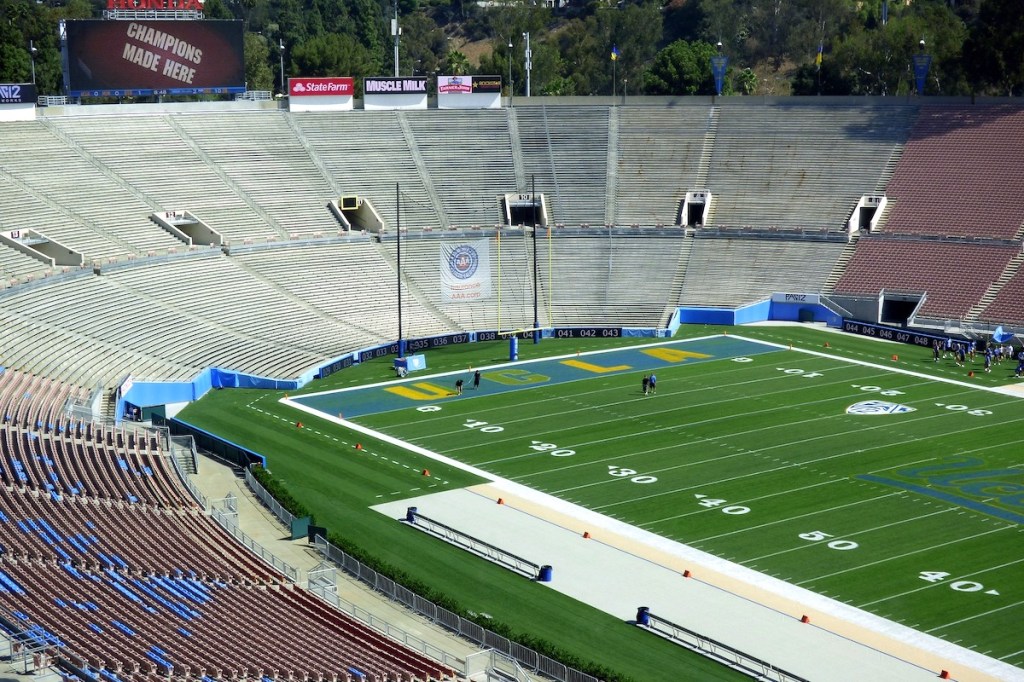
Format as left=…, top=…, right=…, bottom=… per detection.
left=449, top=245, right=479, bottom=280
left=846, top=400, right=916, bottom=415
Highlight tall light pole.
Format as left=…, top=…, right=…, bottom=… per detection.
left=523, top=32, right=531, bottom=98
left=508, top=41, right=514, bottom=106
left=29, top=40, right=37, bottom=86
left=392, top=0, right=400, bottom=77
left=278, top=39, right=285, bottom=94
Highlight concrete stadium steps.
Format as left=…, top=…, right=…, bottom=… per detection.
left=230, top=240, right=414, bottom=345
left=833, top=237, right=1020, bottom=320
left=0, top=123, right=162, bottom=261
left=884, top=105, right=1024, bottom=239
left=403, top=110, right=517, bottom=229
left=170, top=112, right=339, bottom=238
left=706, top=104, right=915, bottom=230
left=290, top=111, right=440, bottom=231
left=377, top=231, right=537, bottom=333
left=613, top=105, right=710, bottom=226
left=538, top=230, right=686, bottom=327
left=47, top=115, right=277, bottom=244
left=515, top=106, right=610, bottom=226
left=680, top=236, right=847, bottom=308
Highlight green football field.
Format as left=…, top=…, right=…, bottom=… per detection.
left=180, top=326, right=1024, bottom=679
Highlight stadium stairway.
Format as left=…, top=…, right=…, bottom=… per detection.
left=506, top=109, right=527, bottom=193
left=163, top=116, right=290, bottom=241
left=821, top=235, right=859, bottom=294
left=283, top=114, right=342, bottom=202
left=397, top=113, right=449, bottom=230
left=965, top=250, right=1024, bottom=322
left=693, top=105, right=719, bottom=190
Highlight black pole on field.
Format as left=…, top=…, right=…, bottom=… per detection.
left=397, top=182, right=405, bottom=357
left=532, top=174, right=539, bottom=344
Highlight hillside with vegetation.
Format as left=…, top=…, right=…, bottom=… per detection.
left=0, top=0, right=1021, bottom=99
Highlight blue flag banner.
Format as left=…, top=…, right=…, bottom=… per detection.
left=710, top=55, right=728, bottom=96
left=993, top=327, right=1014, bottom=343
left=912, top=54, right=931, bottom=94
left=610, top=45, right=620, bottom=61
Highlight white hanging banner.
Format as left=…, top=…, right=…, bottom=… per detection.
left=440, top=239, right=492, bottom=303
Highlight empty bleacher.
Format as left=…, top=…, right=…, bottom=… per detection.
left=171, top=112, right=339, bottom=237
left=49, top=116, right=278, bottom=244
left=516, top=106, right=610, bottom=226
left=833, top=237, right=1020, bottom=320
left=613, top=105, right=710, bottom=226
left=0, top=369, right=455, bottom=681
left=0, top=121, right=180, bottom=259
left=378, top=230, right=537, bottom=332
left=882, top=105, right=1024, bottom=239
left=976, top=259, right=1024, bottom=326
left=706, top=104, right=915, bottom=230
left=538, top=230, right=686, bottom=327
left=292, top=111, right=441, bottom=230
left=232, top=239, right=451, bottom=342
left=404, top=109, right=518, bottom=227
left=680, top=235, right=846, bottom=308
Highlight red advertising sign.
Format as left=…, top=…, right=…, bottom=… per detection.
left=65, top=20, right=244, bottom=96
left=289, top=77, right=355, bottom=97
left=107, top=0, right=204, bottom=9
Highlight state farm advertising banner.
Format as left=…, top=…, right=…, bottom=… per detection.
left=363, top=77, right=427, bottom=110
left=288, top=77, right=355, bottom=112
left=65, top=20, right=245, bottom=96
left=289, top=77, right=354, bottom=97
left=437, top=75, right=501, bottom=110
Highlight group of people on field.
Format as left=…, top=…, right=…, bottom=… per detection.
left=641, top=373, right=657, bottom=395
left=931, top=338, right=1024, bottom=376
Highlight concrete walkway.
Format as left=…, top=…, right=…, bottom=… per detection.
left=187, top=454, right=524, bottom=681
left=373, top=482, right=1021, bottom=682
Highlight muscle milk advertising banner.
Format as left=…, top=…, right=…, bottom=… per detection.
left=363, top=77, right=427, bottom=110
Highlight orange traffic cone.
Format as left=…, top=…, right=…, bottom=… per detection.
left=422, top=469, right=431, bottom=476
left=296, top=421, right=303, bottom=428
left=355, top=443, right=363, bottom=450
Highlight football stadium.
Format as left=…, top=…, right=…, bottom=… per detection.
left=1, top=88, right=1023, bottom=682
